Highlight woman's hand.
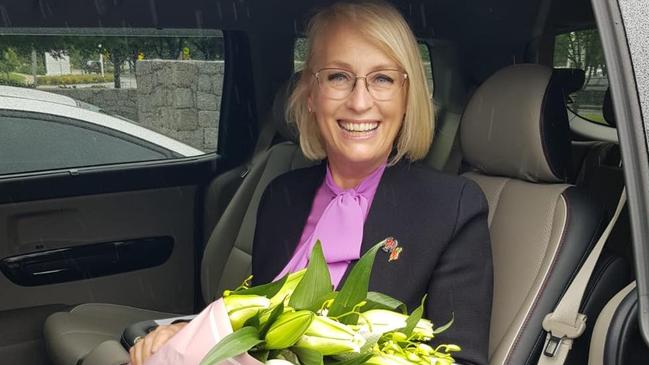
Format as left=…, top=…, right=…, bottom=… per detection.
left=129, top=322, right=188, bottom=365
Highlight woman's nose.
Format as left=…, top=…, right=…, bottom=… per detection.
left=345, top=78, right=374, bottom=112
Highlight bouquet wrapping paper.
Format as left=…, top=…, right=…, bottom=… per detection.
left=141, top=299, right=263, bottom=365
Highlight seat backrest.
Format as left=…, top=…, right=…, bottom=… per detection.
left=200, top=73, right=315, bottom=302
left=201, top=142, right=314, bottom=301
left=460, top=64, right=602, bottom=365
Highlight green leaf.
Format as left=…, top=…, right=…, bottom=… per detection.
left=326, top=353, right=373, bottom=365
left=259, top=302, right=285, bottom=337
left=433, top=313, right=454, bottom=335
left=292, top=347, right=324, bottom=365
left=304, top=291, right=338, bottom=313
left=200, top=326, right=264, bottom=365
left=363, top=292, right=407, bottom=314
left=401, top=295, right=427, bottom=336
left=237, top=275, right=288, bottom=298
left=328, top=242, right=383, bottom=323
left=243, top=311, right=261, bottom=329
left=289, top=241, right=333, bottom=310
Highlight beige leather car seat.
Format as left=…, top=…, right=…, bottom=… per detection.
left=460, top=64, right=603, bottom=364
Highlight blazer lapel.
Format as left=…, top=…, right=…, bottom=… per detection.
left=261, top=163, right=326, bottom=282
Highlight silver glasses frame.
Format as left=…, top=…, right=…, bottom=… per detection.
left=312, top=67, right=408, bottom=100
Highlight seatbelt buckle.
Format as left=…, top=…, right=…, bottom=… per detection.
left=543, top=333, right=563, bottom=357
left=541, top=313, right=587, bottom=357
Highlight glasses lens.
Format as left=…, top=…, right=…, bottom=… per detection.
left=319, top=69, right=354, bottom=99
left=367, top=70, right=403, bottom=101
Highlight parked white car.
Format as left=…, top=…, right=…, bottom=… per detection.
left=0, top=86, right=204, bottom=175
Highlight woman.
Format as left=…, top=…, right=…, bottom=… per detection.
left=130, top=2, right=492, bottom=365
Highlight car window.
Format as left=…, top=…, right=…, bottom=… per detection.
left=0, top=30, right=223, bottom=176
left=553, top=29, right=609, bottom=126
left=0, top=111, right=177, bottom=175
left=293, top=38, right=434, bottom=94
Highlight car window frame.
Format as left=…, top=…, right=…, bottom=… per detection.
left=593, top=0, right=649, bottom=344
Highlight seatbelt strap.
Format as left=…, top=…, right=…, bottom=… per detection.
left=537, top=188, right=627, bottom=365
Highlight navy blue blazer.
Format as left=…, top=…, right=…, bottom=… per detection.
left=252, top=160, right=493, bottom=365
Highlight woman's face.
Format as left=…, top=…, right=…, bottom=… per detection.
left=308, top=23, right=407, bottom=171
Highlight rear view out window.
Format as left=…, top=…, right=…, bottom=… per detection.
left=0, top=30, right=224, bottom=176
left=553, top=29, right=609, bottom=125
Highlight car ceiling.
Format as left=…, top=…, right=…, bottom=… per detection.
left=1, top=0, right=593, bottom=41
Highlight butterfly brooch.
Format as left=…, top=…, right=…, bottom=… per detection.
left=381, top=236, right=402, bottom=262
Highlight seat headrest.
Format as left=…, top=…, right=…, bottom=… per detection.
left=461, top=64, right=571, bottom=183
left=271, top=71, right=301, bottom=143
left=553, top=68, right=586, bottom=95
left=602, top=87, right=616, bottom=127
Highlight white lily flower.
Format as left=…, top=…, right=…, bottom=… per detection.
left=265, top=360, right=294, bottom=365
left=223, top=294, right=271, bottom=330
left=294, top=315, right=366, bottom=355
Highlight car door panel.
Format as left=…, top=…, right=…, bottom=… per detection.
left=0, top=186, right=196, bottom=314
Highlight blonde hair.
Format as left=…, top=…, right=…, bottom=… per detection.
left=286, top=0, right=434, bottom=164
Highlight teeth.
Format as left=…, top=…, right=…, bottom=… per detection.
left=338, top=121, right=379, bottom=132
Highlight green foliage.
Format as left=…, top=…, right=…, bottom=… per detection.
left=0, top=48, right=21, bottom=76
left=36, top=74, right=114, bottom=85
left=294, top=38, right=308, bottom=62
left=401, top=296, right=426, bottom=336
left=553, top=29, right=607, bottom=82
left=200, top=326, right=264, bottom=365
left=328, top=242, right=383, bottom=323
left=0, top=72, right=28, bottom=87
left=289, top=241, right=333, bottom=310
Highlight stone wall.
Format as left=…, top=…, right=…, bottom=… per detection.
left=48, top=88, right=138, bottom=122
left=136, top=60, right=224, bottom=151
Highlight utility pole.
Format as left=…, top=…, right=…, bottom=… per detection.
left=31, top=48, right=37, bottom=87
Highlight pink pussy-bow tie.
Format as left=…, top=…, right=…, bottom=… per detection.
left=276, top=165, right=383, bottom=287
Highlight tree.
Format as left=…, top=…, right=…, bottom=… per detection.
left=554, top=30, right=607, bottom=84
left=0, top=48, right=20, bottom=77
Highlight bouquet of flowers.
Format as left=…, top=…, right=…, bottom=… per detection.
left=199, top=240, right=460, bottom=365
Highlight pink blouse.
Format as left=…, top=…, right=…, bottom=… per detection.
left=274, top=163, right=386, bottom=287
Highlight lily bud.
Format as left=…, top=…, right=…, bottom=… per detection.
left=223, top=294, right=271, bottom=330
left=361, top=309, right=407, bottom=335
left=269, top=269, right=306, bottom=307
left=294, top=315, right=366, bottom=355
left=265, top=310, right=314, bottom=349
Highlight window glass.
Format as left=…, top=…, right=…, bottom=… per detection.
left=293, top=38, right=434, bottom=94
left=0, top=113, right=175, bottom=175
left=0, top=30, right=223, bottom=176
left=553, top=29, right=609, bottom=125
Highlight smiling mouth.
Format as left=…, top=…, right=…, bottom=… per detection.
left=337, top=120, right=380, bottom=133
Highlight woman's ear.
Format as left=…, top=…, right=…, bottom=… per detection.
left=307, top=96, right=314, bottom=113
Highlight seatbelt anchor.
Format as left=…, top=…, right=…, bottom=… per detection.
left=541, top=313, right=587, bottom=357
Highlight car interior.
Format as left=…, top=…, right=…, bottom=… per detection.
left=0, top=0, right=648, bottom=364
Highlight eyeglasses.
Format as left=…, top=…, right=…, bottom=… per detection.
left=312, top=68, right=408, bottom=101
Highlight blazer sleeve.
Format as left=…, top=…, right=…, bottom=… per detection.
left=426, top=179, right=493, bottom=365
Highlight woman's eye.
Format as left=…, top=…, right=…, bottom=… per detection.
left=371, top=74, right=395, bottom=85
left=327, top=72, right=351, bottom=83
